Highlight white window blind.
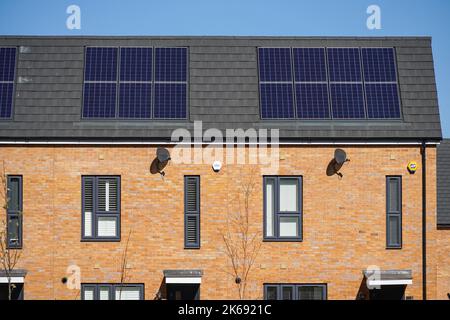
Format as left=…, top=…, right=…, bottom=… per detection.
left=115, top=287, right=141, bottom=300
left=99, top=286, right=110, bottom=300
left=83, top=288, right=95, bottom=300
left=265, top=180, right=275, bottom=237
left=97, top=216, right=117, bottom=237
left=279, top=216, right=298, bottom=237
left=279, top=179, right=298, bottom=212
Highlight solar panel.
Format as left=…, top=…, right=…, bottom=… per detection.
left=155, top=48, right=187, bottom=82
left=120, top=47, right=152, bottom=82
left=362, top=48, right=397, bottom=82
left=293, top=48, right=327, bottom=82
left=295, top=83, right=330, bottom=119
left=84, top=47, right=118, bottom=81
left=118, top=83, right=152, bottom=118
left=365, top=83, right=401, bottom=118
left=83, top=83, right=117, bottom=118
left=0, top=47, right=16, bottom=82
left=330, top=84, right=365, bottom=119
left=260, top=83, right=294, bottom=119
left=327, top=48, right=362, bottom=82
left=0, top=83, right=13, bottom=118
left=154, top=83, right=187, bottom=119
left=258, top=48, right=292, bottom=82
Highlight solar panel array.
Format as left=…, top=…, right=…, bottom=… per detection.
left=83, top=47, right=187, bottom=119
left=258, top=47, right=401, bottom=120
left=0, top=47, right=16, bottom=119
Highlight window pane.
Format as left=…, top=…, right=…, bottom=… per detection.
left=97, top=216, right=117, bottom=237
left=98, top=178, right=118, bottom=212
left=83, top=287, right=95, bottom=300
left=84, top=212, right=92, bottom=237
left=115, top=287, right=141, bottom=300
left=279, top=216, right=299, bottom=237
left=266, top=286, right=278, bottom=300
left=298, top=286, right=325, bottom=300
left=7, top=216, right=20, bottom=245
left=389, top=179, right=400, bottom=212
left=388, top=215, right=400, bottom=245
left=282, top=286, right=293, bottom=300
left=265, top=179, right=275, bottom=237
left=8, top=177, right=20, bottom=211
left=279, top=179, right=298, bottom=212
left=99, top=286, right=110, bottom=300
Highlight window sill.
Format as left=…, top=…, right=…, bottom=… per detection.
left=81, top=238, right=121, bottom=242
left=263, top=238, right=303, bottom=242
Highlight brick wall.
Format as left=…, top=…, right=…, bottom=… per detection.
left=0, top=145, right=445, bottom=300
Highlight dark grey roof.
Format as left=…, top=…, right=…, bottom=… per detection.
left=438, top=139, right=450, bottom=226
left=0, top=36, right=442, bottom=141
left=163, top=269, right=203, bottom=277
left=363, top=269, right=412, bottom=280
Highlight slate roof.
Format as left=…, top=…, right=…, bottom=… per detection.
left=0, top=36, right=442, bottom=141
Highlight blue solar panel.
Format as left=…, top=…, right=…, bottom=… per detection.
left=362, top=48, right=397, bottom=82
left=365, top=83, right=401, bottom=118
left=120, top=47, right=152, bottom=82
left=258, top=48, right=292, bottom=82
left=0, top=83, right=13, bottom=118
left=154, top=83, right=186, bottom=119
left=118, top=83, right=152, bottom=118
left=260, top=83, right=294, bottom=119
left=296, top=83, right=330, bottom=119
left=84, top=47, right=118, bottom=81
left=293, top=48, right=327, bottom=82
left=0, top=48, right=16, bottom=82
left=330, top=84, right=365, bottom=119
left=82, top=83, right=117, bottom=118
left=327, top=48, right=362, bottom=82
left=155, top=48, right=187, bottom=82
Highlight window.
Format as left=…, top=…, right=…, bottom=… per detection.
left=258, top=47, right=401, bottom=120
left=6, top=176, right=22, bottom=248
left=81, top=284, right=144, bottom=300
left=0, top=47, right=16, bottom=119
left=386, top=176, right=402, bottom=248
left=264, top=284, right=327, bottom=300
left=184, top=176, right=200, bottom=248
left=82, top=176, right=120, bottom=241
left=82, top=47, right=187, bottom=119
left=264, top=176, right=302, bottom=241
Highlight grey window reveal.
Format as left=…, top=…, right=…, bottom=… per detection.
left=264, top=176, right=302, bottom=241
left=264, top=284, right=327, bottom=300
left=81, top=283, right=144, bottom=300
left=6, top=176, right=22, bottom=248
left=184, top=176, right=200, bottom=248
left=82, top=176, right=120, bottom=241
left=386, top=176, right=402, bottom=248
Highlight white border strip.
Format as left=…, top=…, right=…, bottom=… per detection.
left=368, top=279, right=412, bottom=286
left=0, top=141, right=440, bottom=146
left=165, top=277, right=202, bottom=284
left=0, top=276, right=24, bottom=283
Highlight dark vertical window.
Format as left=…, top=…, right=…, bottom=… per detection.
left=264, top=284, right=327, bottom=300
left=184, top=176, right=200, bottom=248
left=82, top=176, right=120, bottom=241
left=264, top=176, right=302, bottom=241
left=6, top=176, right=22, bottom=248
left=386, top=176, right=402, bottom=248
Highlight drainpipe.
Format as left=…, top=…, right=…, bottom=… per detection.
left=421, top=141, right=427, bottom=300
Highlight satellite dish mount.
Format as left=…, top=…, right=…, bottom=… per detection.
left=326, top=149, right=350, bottom=178
left=150, top=147, right=171, bottom=176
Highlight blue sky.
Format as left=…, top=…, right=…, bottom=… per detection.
left=0, top=0, right=449, bottom=137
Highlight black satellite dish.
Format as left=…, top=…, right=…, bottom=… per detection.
left=326, top=149, right=350, bottom=178
left=150, top=147, right=171, bottom=176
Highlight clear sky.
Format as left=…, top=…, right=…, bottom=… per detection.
left=0, top=0, right=449, bottom=137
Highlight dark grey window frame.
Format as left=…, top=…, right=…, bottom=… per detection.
left=81, top=283, right=144, bottom=300
left=184, top=176, right=200, bottom=249
left=264, top=283, right=327, bottom=300
left=81, top=176, right=121, bottom=242
left=263, top=176, right=303, bottom=241
left=386, top=176, right=402, bottom=249
left=6, top=175, right=22, bottom=249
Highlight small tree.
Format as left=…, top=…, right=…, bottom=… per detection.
left=0, top=162, right=22, bottom=300
left=221, top=168, right=262, bottom=300
left=116, top=229, right=132, bottom=300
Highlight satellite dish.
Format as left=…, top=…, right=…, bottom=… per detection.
left=150, top=148, right=171, bottom=176
left=326, top=149, right=350, bottom=178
